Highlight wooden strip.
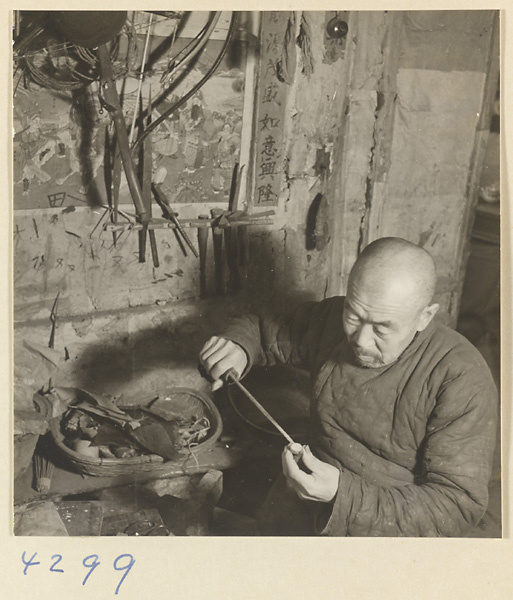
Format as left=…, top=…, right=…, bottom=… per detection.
left=104, top=219, right=273, bottom=232
left=252, top=12, right=290, bottom=207
left=361, top=11, right=402, bottom=250
left=237, top=16, right=260, bottom=211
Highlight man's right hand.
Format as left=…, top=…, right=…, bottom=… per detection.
left=199, top=336, right=248, bottom=391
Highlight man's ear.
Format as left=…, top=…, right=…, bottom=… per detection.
left=416, top=303, right=440, bottom=332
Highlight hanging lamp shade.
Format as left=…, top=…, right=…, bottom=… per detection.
left=52, top=11, right=127, bottom=48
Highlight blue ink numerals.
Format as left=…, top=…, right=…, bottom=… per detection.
left=113, top=554, right=136, bottom=595
left=50, top=554, right=64, bottom=573
left=21, top=551, right=135, bottom=595
left=21, top=551, right=40, bottom=575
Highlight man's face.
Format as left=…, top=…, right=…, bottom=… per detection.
left=343, top=276, right=430, bottom=368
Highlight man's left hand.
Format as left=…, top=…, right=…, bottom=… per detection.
left=282, top=445, right=340, bottom=503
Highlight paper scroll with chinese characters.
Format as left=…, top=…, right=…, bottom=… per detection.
left=253, top=12, right=291, bottom=207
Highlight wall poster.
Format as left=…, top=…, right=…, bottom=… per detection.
left=13, top=11, right=253, bottom=211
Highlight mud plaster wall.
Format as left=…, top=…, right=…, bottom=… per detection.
left=377, top=11, right=498, bottom=319
left=14, top=11, right=353, bottom=407
left=13, top=11, right=497, bottom=408
left=243, top=11, right=352, bottom=313
left=327, top=11, right=498, bottom=324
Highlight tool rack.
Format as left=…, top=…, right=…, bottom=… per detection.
left=103, top=216, right=274, bottom=232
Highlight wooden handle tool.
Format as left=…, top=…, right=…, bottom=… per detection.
left=153, top=184, right=199, bottom=258
left=142, top=89, right=159, bottom=268
left=211, top=208, right=225, bottom=295
left=96, top=45, right=149, bottom=254
left=197, top=214, right=210, bottom=297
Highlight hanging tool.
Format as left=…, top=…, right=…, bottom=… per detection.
left=224, top=226, right=239, bottom=293
left=225, top=164, right=245, bottom=293
left=238, top=221, right=250, bottom=286
left=96, top=44, right=150, bottom=262
left=152, top=184, right=199, bottom=258
left=110, top=135, right=122, bottom=246
left=128, top=12, right=154, bottom=146
left=48, top=292, right=60, bottom=349
left=210, top=208, right=226, bottom=295
left=228, top=163, right=242, bottom=212
left=197, top=214, right=210, bottom=297
left=51, top=11, right=149, bottom=259
left=224, top=369, right=296, bottom=445
left=141, top=89, right=159, bottom=267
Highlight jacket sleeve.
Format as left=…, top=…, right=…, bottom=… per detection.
left=219, top=298, right=343, bottom=374
left=315, top=362, right=498, bottom=537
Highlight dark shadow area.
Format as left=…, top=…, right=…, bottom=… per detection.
left=305, top=192, right=330, bottom=251
left=243, top=228, right=322, bottom=317
left=456, top=237, right=501, bottom=538
left=72, top=88, right=104, bottom=207
left=71, top=305, right=227, bottom=394
left=214, top=365, right=311, bottom=520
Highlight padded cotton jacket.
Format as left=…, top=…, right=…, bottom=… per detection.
left=221, top=296, right=498, bottom=537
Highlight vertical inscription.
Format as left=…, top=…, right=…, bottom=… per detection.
left=254, top=12, right=290, bottom=206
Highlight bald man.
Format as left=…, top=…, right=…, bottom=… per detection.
left=199, top=238, right=498, bottom=536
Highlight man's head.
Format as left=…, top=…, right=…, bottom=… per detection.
left=343, top=237, right=439, bottom=368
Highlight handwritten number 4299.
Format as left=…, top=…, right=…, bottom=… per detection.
left=22, top=551, right=135, bottom=595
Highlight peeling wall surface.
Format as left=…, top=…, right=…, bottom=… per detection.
left=248, top=11, right=352, bottom=312
left=328, top=11, right=497, bottom=323
left=379, top=12, right=495, bottom=314
left=14, top=204, right=212, bottom=321
left=13, top=10, right=498, bottom=406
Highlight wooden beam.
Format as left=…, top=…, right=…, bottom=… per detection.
left=327, top=12, right=389, bottom=297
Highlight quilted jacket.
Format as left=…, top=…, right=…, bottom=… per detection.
left=221, top=296, right=498, bottom=537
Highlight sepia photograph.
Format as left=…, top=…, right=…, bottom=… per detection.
left=12, top=9, right=501, bottom=541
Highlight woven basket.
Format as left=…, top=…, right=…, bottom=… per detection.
left=49, top=387, right=222, bottom=477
